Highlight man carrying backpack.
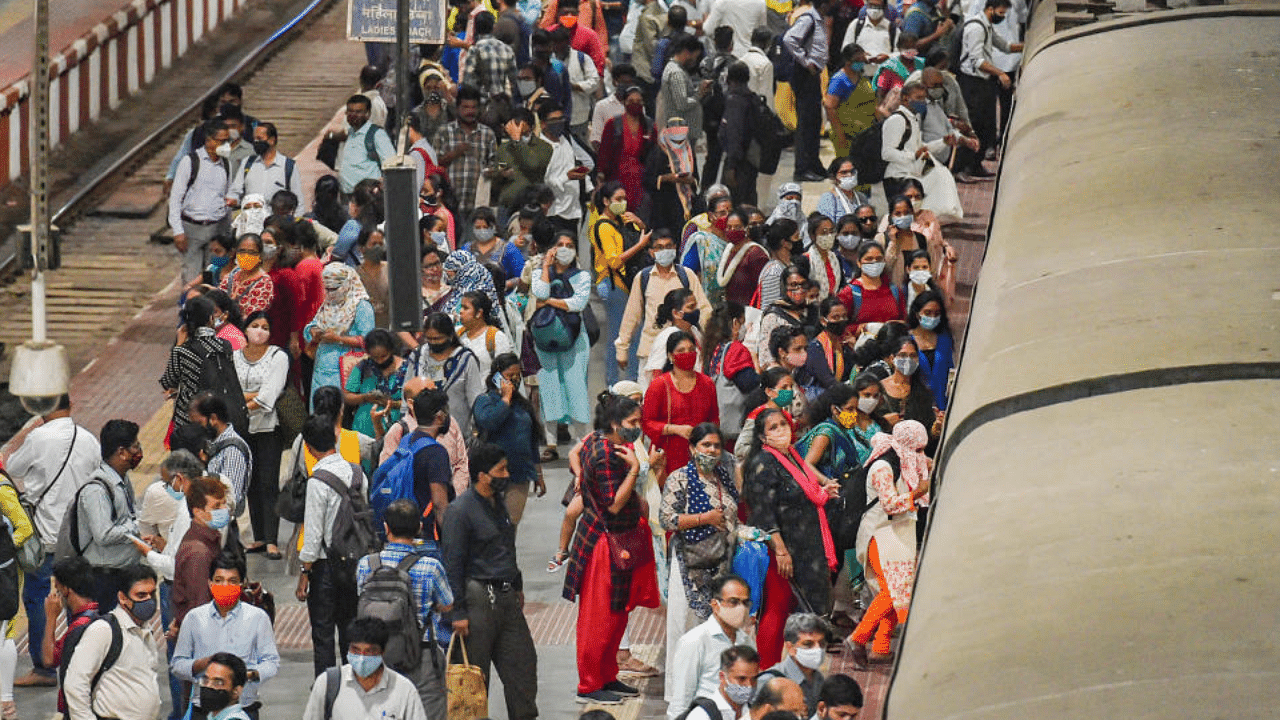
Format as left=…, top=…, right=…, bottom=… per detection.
left=41, top=557, right=100, bottom=716
left=63, top=564, right=163, bottom=720
left=168, top=119, right=233, bottom=283
left=718, top=61, right=760, bottom=207
left=356, top=499, right=454, bottom=719
left=61, top=420, right=144, bottom=612
left=296, top=415, right=374, bottom=676
left=190, top=392, right=253, bottom=519
left=2, top=393, right=100, bottom=688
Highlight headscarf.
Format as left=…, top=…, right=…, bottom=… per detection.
left=659, top=120, right=696, bottom=221
left=232, top=193, right=268, bottom=237
left=443, top=250, right=501, bottom=323
left=311, top=264, right=369, bottom=334
left=865, top=419, right=930, bottom=495
left=767, top=183, right=810, bottom=245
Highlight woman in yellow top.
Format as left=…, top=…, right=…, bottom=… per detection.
left=590, top=181, right=651, bottom=388
left=288, top=386, right=373, bottom=555
left=0, top=473, right=32, bottom=720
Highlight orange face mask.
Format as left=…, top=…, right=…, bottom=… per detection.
left=210, top=583, right=242, bottom=609
left=560, top=14, right=578, bottom=28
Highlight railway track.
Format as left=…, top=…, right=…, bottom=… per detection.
left=0, top=0, right=364, bottom=380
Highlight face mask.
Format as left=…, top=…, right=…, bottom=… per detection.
left=992, top=12, right=1007, bottom=23
left=794, top=645, right=825, bottom=670
left=473, top=228, right=496, bottom=242
left=164, top=483, right=185, bottom=501
left=764, top=423, right=792, bottom=450
left=837, top=234, right=859, bottom=250
left=814, top=232, right=835, bottom=251
left=427, top=340, right=452, bottom=354
left=488, top=473, right=511, bottom=494
left=555, top=246, right=576, bottom=265
left=861, top=261, right=885, bottom=278
left=667, top=131, right=688, bottom=144
left=724, top=680, right=754, bottom=706
left=129, top=450, right=144, bottom=470
left=895, top=356, right=919, bottom=375
left=892, top=214, right=914, bottom=230
left=909, top=269, right=932, bottom=285
left=347, top=653, right=384, bottom=678
left=430, top=231, right=448, bottom=248
left=681, top=309, right=701, bottom=327
left=421, top=193, right=440, bottom=207
left=544, top=119, right=566, bottom=138
left=371, top=355, right=394, bottom=371
left=834, top=408, right=858, bottom=429
left=851, top=61, right=866, bottom=74
left=199, top=686, right=233, bottom=714
left=654, top=248, right=677, bottom=267
left=437, top=415, right=452, bottom=435
left=908, top=100, right=928, bottom=117
left=726, top=228, right=747, bottom=243
left=209, top=582, right=241, bottom=609
left=517, top=79, right=537, bottom=96
left=625, top=103, right=644, bottom=117
left=262, top=244, right=278, bottom=261
left=236, top=254, right=259, bottom=272
left=252, top=139, right=271, bottom=156
left=127, top=596, right=157, bottom=622
left=228, top=129, right=241, bottom=142
left=866, top=7, right=884, bottom=20
left=609, top=200, right=627, bottom=216
left=928, top=87, right=945, bottom=100
left=245, top=327, right=270, bottom=345
left=826, top=320, right=848, bottom=337
left=858, top=395, right=879, bottom=414
left=672, top=350, right=698, bottom=371
left=902, top=49, right=919, bottom=60
left=560, top=14, right=578, bottom=27
left=838, top=176, right=858, bottom=191
left=215, top=142, right=232, bottom=159
left=207, top=507, right=231, bottom=530
left=715, top=601, right=750, bottom=629
left=787, top=350, right=808, bottom=368
left=694, top=451, right=720, bottom=473
left=209, top=255, right=231, bottom=270
left=618, top=425, right=643, bottom=443
left=919, top=314, right=941, bottom=331
left=771, top=388, right=795, bottom=408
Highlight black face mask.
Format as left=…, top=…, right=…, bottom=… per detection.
left=991, top=11, right=1006, bottom=23
left=437, top=415, right=452, bottom=435
left=427, top=340, right=452, bottom=354
left=420, top=193, right=439, bottom=206
left=489, top=473, right=511, bottom=494
left=826, top=320, right=849, bottom=337
left=681, top=309, right=701, bottom=327
left=371, top=355, right=394, bottom=370
left=199, top=686, right=233, bottom=714
left=252, top=140, right=271, bottom=156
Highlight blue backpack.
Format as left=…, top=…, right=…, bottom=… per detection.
left=369, top=433, right=437, bottom=537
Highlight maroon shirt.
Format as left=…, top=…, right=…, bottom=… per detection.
left=173, top=522, right=221, bottom=626
left=722, top=243, right=770, bottom=307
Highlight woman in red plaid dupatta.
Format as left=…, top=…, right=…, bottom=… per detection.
left=561, top=394, right=661, bottom=703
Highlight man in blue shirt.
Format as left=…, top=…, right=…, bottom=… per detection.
left=324, top=94, right=397, bottom=197
left=356, top=499, right=455, bottom=719
left=900, top=0, right=954, bottom=54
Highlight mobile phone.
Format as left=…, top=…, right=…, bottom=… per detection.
left=573, top=165, right=589, bottom=174
left=202, top=269, right=216, bottom=286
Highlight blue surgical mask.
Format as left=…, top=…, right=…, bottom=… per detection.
left=164, top=483, right=185, bottom=501
left=346, top=652, right=384, bottom=678
left=908, top=100, right=928, bottom=117
left=431, top=231, right=448, bottom=247
left=850, top=61, right=865, bottom=74
left=919, top=315, right=941, bottom=331
left=207, top=507, right=231, bottom=530
left=892, top=214, right=914, bottom=230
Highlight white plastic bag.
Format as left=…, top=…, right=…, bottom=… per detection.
left=921, top=156, right=965, bottom=225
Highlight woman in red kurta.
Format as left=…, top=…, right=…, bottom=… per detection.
left=598, top=89, right=655, bottom=216
left=839, top=241, right=904, bottom=331
left=642, top=331, right=720, bottom=481
left=262, top=225, right=307, bottom=353
left=718, top=209, right=770, bottom=307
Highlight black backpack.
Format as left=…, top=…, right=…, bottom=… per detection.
left=313, top=466, right=380, bottom=576
left=675, top=696, right=722, bottom=720
left=746, top=93, right=789, bottom=175
left=61, top=613, right=123, bottom=701
left=847, top=109, right=913, bottom=185
left=356, top=554, right=428, bottom=676
left=823, top=429, right=878, bottom=552
left=949, top=18, right=987, bottom=73
left=702, top=54, right=732, bottom=134
left=192, top=339, right=251, bottom=438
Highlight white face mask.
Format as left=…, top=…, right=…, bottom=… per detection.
left=837, top=234, right=859, bottom=250
left=814, top=232, right=835, bottom=251
left=555, top=246, right=576, bottom=265
left=838, top=175, right=858, bottom=191
left=654, top=248, right=676, bottom=267
left=228, top=128, right=241, bottom=142
left=794, top=645, right=825, bottom=670
left=861, top=261, right=885, bottom=278
left=909, top=269, right=932, bottom=285
left=867, top=7, right=884, bottom=20
left=715, top=602, right=750, bottom=629
left=857, top=395, right=879, bottom=413
left=215, top=142, right=232, bottom=159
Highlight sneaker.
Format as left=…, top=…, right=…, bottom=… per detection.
left=577, top=689, right=625, bottom=704
left=605, top=679, right=640, bottom=696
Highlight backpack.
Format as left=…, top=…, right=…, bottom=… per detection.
left=321, top=666, right=343, bottom=720
left=364, top=124, right=385, bottom=163
left=313, top=465, right=379, bottom=574
left=637, top=264, right=690, bottom=299
left=847, top=109, right=913, bottom=185
left=702, top=54, right=732, bottom=134
left=711, top=344, right=747, bottom=437
left=184, top=151, right=231, bottom=196
left=746, top=92, right=788, bottom=175
left=849, top=17, right=898, bottom=60
left=54, top=478, right=118, bottom=562
left=61, top=613, right=123, bottom=702
left=208, top=432, right=252, bottom=517
left=590, top=219, right=649, bottom=293
left=951, top=18, right=988, bottom=73
left=191, top=339, right=251, bottom=438
left=820, top=427, right=873, bottom=551
left=674, top=696, right=722, bottom=720
left=529, top=267, right=584, bottom=352
left=845, top=282, right=903, bottom=322
left=356, top=554, right=425, bottom=674
left=774, top=10, right=819, bottom=83
left=369, top=433, right=438, bottom=537
left=241, top=154, right=296, bottom=190
left=0, top=471, right=43, bottom=573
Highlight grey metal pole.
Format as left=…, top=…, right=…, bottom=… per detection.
left=395, top=0, right=411, bottom=154
left=29, top=0, right=50, bottom=343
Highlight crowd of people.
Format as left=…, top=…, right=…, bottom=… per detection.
left=0, top=0, right=1024, bottom=715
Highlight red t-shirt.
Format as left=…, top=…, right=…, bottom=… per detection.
left=840, top=279, right=904, bottom=327
left=641, top=372, right=720, bottom=474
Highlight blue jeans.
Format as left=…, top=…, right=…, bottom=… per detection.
left=161, top=580, right=187, bottom=720
left=22, top=553, right=54, bottom=674
left=597, top=280, right=637, bottom=387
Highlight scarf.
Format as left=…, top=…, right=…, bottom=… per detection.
left=815, top=332, right=845, bottom=383
left=311, top=264, right=369, bottom=334
left=232, top=193, right=268, bottom=236
left=659, top=126, right=696, bottom=220
left=682, top=460, right=738, bottom=544
left=716, top=240, right=765, bottom=289
left=764, top=445, right=838, bottom=570
left=443, top=250, right=501, bottom=323
left=865, top=420, right=930, bottom=495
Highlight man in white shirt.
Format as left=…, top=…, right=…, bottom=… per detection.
left=841, top=0, right=896, bottom=79
left=682, top=645, right=760, bottom=720
left=538, top=100, right=591, bottom=234
left=63, top=564, right=163, bottom=720
left=666, top=575, right=756, bottom=720
left=302, top=617, right=428, bottom=720
left=229, top=121, right=306, bottom=211
left=168, top=119, right=233, bottom=283
left=359, top=65, right=390, bottom=127
left=743, top=28, right=776, bottom=111
left=590, top=64, right=638, bottom=149
left=955, top=0, right=1022, bottom=178
left=880, top=80, right=956, bottom=199
left=703, top=0, right=766, bottom=59
left=295, top=415, right=363, bottom=677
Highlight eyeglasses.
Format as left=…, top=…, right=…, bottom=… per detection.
left=717, top=596, right=750, bottom=607
left=857, top=215, right=877, bottom=223
left=786, top=282, right=806, bottom=290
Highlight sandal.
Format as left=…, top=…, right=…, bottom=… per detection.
left=546, top=549, right=568, bottom=573
left=618, top=656, right=660, bottom=677
left=265, top=545, right=283, bottom=560
left=540, top=447, right=560, bottom=463
left=845, top=636, right=869, bottom=670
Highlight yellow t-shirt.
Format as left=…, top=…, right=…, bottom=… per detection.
left=296, top=429, right=364, bottom=551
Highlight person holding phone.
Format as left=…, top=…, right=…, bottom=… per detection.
left=471, top=353, right=545, bottom=525
left=537, top=100, right=590, bottom=234
left=343, top=329, right=406, bottom=439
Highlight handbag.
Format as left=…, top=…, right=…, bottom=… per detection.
left=275, top=383, right=307, bottom=445
left=316, top=134, right=340, bottom=170
left=445, top=634, right=488, bottom=720
left=275, top=444, right=308, bottom=524
left=582, top=449, right=654, bottom=572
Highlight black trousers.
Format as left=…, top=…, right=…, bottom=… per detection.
left=455, top=580, right=538, bottom=720
left=722, top=159, right=758, bottom=208
left=791, top=66, right=824, bottom=177
left=307, top=558, right=358, bottom=676
left=701, top=129, right=723, bottom=187
left=955, top=72, right=999, bottom=171
left=246, top=429, right=282, bottom=546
